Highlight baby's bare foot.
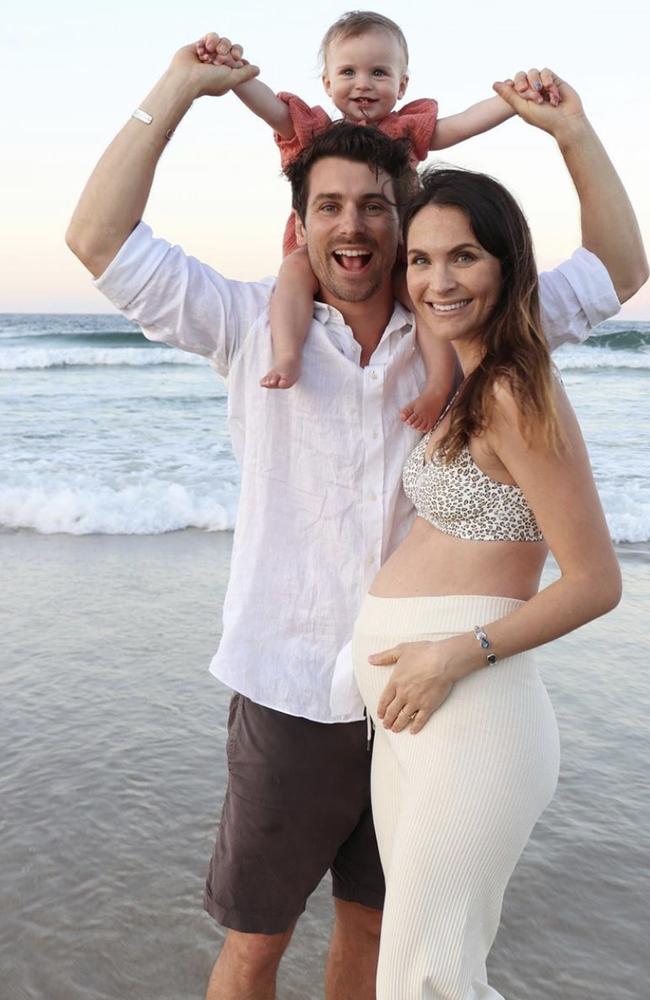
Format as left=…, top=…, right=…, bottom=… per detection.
left=400, top=388, right=443, bottom=433
left=260, top=354, right=301, bottom=389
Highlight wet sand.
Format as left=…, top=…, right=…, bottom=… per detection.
left=2, top=530, right=648, bottom=999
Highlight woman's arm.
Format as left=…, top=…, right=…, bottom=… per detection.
left=371, top=380, right=621, bottom=732
left=429, top=96, right=514, bottom=150
left=494, top=69, right=648, bottom=303
left=464, top=380, right=620, bottom=651
left=197, top=32, right=294, bottom=138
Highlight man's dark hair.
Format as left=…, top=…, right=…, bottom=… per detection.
left=284, top=122, right=414, bottom=223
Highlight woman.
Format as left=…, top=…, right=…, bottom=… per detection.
left=352, top=165, right=622, bottom=999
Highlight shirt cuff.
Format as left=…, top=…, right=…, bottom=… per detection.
left=93, top=222, right=170, bottom=311
left=554, top=247, right=621, bottom=332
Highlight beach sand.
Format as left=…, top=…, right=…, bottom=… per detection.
left=2, top=529, right=648, bottom=999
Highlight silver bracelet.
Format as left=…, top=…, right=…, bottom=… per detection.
left=473, top=625, right=497, bottom=666
left=131, top=108, right=153, bottom=125
left=131, top=108, right=174, bottom=141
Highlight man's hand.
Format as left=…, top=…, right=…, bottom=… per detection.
left=66, top=35, right=259, bottom=278
left=493, top=68, right=586, bottom=138
left=169, top=40, right=258, bottom=99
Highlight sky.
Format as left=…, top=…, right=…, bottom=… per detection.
left=1, top=0, right=649, bottom=317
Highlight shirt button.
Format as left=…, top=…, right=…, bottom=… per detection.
left=368, top=493, right=377, bottom=502
left=368, top=371, right=377, bottom=380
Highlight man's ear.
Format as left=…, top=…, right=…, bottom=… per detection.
left=294, top=212, right=307, bottom=247
left=398, top=73, right=409, bottom=101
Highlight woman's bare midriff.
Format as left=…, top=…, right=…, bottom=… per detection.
left=370, top=516, right=548, bottom=601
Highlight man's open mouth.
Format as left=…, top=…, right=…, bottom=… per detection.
left=333, top=249, right=373, bottom=272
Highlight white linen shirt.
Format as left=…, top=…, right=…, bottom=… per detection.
left=95, top=222, right=620, bottom=722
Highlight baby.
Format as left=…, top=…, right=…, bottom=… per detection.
left=198, top=11, right=514, bottom=430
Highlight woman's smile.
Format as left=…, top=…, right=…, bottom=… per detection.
left=426, top=297, right=473, bottom=315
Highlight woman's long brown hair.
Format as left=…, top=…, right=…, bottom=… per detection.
left=403, top=167, right=566, bottom=460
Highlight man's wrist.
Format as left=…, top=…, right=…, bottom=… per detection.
left=158, top=65, right=201, bottom=107
left=131, top=67, right=199, bottom=144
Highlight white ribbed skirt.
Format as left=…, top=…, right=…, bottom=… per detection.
left=352, top=594, right=560, bottom=1000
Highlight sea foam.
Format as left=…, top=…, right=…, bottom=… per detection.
left=1, top=481, right=647, bottom=542
left=0, top=347, right=205, bottom=370
left=0, top=483, right=237, bottom=534
left=554, top=346, right=650, bottom=371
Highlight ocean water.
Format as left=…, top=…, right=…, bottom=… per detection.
left=1, top=313, right=649, bottom=541
left=2, top=313, right=649, bottom=999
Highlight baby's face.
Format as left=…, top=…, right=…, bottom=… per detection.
left=322, top=29, right=408, bottom=125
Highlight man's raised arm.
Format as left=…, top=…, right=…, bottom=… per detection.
left=494, top=69, right=648, bottom=304
left=66, top=41, right=258, bottom=278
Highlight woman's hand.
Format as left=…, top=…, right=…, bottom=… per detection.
left=500, top=67, right=562, bottom=107
left=493, top=69, right=587, bottom=138
left=369, top=640, right=456, bottom=734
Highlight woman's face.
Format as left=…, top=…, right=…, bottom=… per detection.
left=406, top=204, right=502, bottom=351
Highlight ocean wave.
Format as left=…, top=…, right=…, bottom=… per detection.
left=0, top=330, right=144, bottom=343
left=5, top=346, right=648, bottom=372
left=0, top=347, right=207, bottom=370
left=600, top=482, right=650, bottom=545
left=0, top=483, right=237, bottom=534
left=554, top=347, right=650, bottom=371
left=589, top=324, right=650, bottom=350
left=1, top=481, right=647, bottom=541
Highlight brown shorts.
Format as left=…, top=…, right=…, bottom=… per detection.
left=204, top=693, right=385, bottom=934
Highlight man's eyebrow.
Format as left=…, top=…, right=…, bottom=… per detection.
left=311, top=192, right=393, bottom=204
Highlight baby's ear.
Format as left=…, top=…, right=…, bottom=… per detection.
left=322, top=73, right=332, bottom=97
left=398, top=73, right=409, bottom=100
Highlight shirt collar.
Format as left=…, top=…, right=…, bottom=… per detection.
left=313, top=299, right=414, bottom=354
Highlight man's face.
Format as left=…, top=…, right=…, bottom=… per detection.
left=295, top=157, right=401, bottom=307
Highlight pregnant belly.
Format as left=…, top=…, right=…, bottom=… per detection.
left=372, top=517, right=546, bottom=600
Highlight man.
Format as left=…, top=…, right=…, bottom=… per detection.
left=67, top=38, right=647, bottom=1000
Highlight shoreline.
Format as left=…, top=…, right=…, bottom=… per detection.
left=1, top=525, right=648, bottom=552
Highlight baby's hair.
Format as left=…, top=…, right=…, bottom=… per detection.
left=319, top=11, right=409, bottom=71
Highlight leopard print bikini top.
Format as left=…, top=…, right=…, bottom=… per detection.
left=402, top=430, right=543, bottom=543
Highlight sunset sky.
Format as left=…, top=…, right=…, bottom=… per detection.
left=2, top=0, right=649, bottom=317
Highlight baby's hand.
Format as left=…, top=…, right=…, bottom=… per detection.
left=196, top=32, right=245, bottom=69
left=505, top=68, right=561, bottom=108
